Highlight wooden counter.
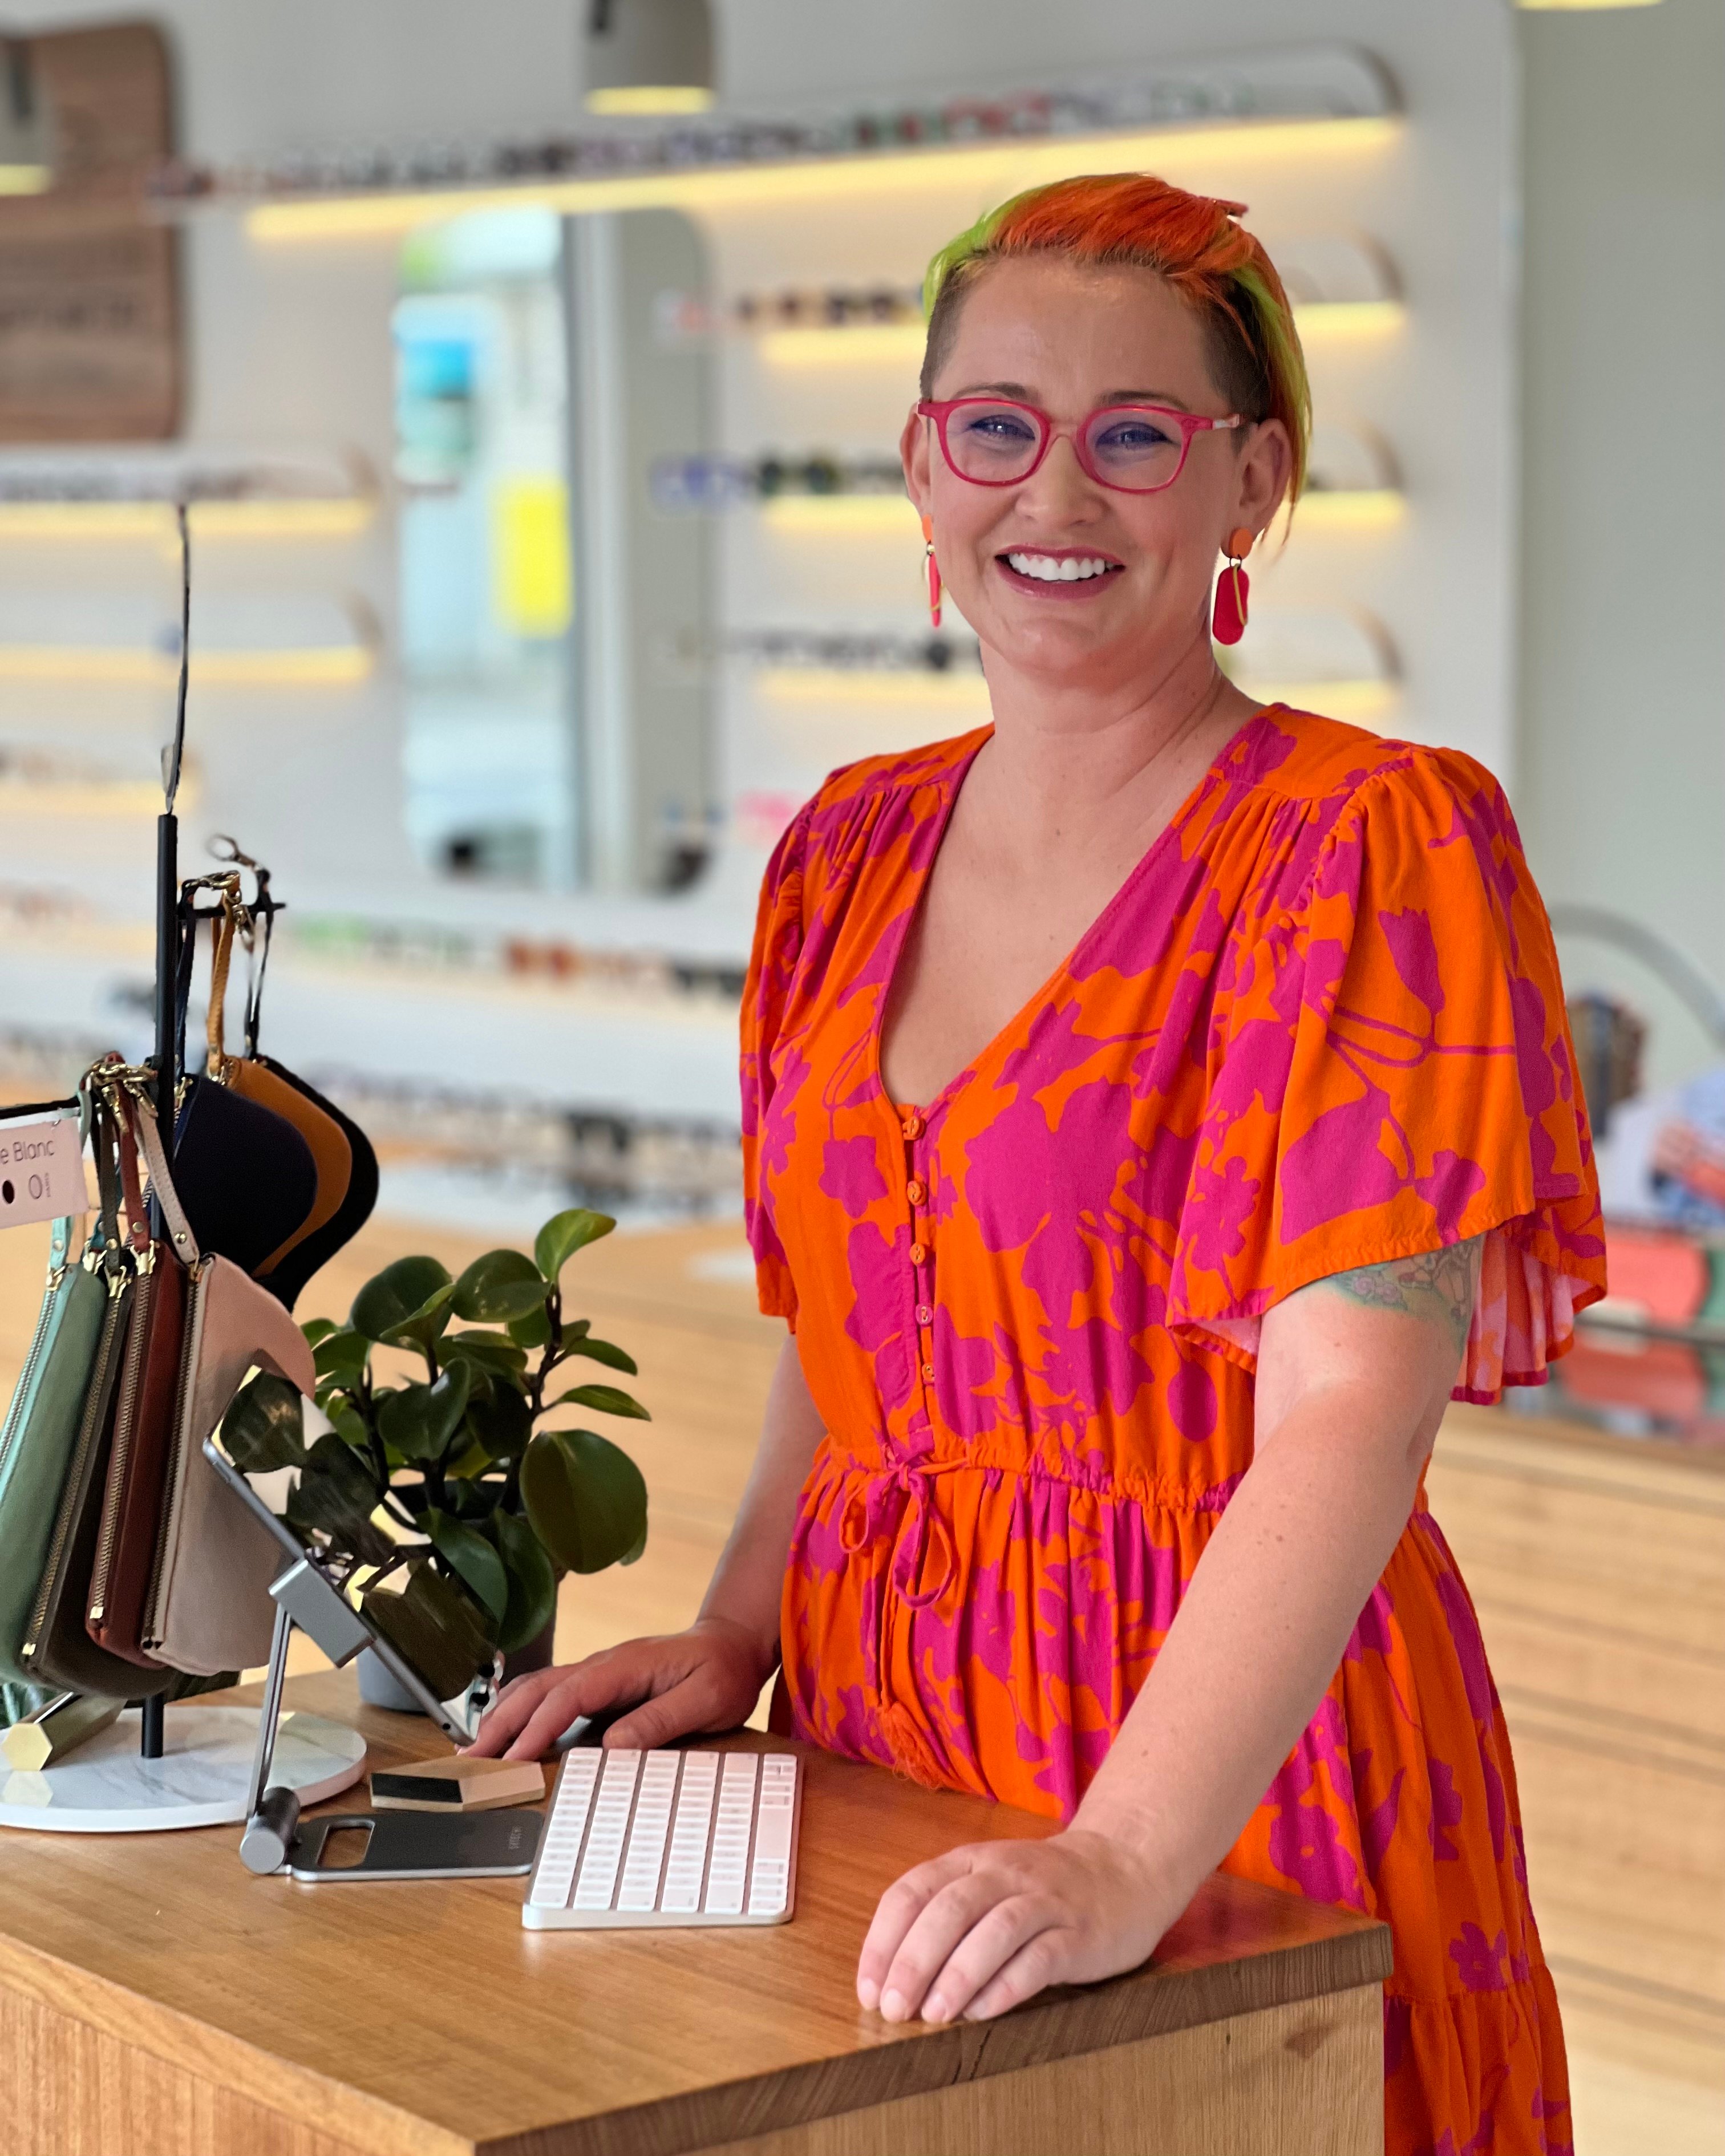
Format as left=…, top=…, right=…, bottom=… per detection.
left=0, top=1668, right=1391, bottom=2156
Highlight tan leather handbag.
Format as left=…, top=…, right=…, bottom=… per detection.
left=129, top=1094, right=316, bottom=1676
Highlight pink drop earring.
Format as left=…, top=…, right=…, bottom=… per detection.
left=922, top=514, right=942, bottom=629
left=1211, top=525, right=1253, bottom=646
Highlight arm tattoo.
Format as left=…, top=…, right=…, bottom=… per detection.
left=1313, top=1238, right=1483, bottom=1355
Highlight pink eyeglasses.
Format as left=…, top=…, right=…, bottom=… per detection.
left=915, top=395, right=1242, bottom=494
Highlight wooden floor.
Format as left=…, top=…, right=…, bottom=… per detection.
left=3, top=1205, right=1722, bottom=2154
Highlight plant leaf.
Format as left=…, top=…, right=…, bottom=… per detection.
left=350, top=1255, right=453, bottom=1342
left=451, top=1249, right=550, bottom=1324
left=508, top=1303, right=552, bottom=1350
left=488, top=1509, right=558, bottom=1653
left=286, top=1433, right=392, bottom=1564
left=313, top=1327, right=371, bottom=1381
left=326, top=1399, right=371, bottom=1450
left=547, top=1382, right=650, bottom=1421
left=463, top=1381, right=531, bottom=1461
left=619, top=1521, right=647, bottom=1566
left=534, top=1208, right=616, bottom=1283
left=362, top=1558, right=493, bottom=1700
left=439, top=1330, right=529, bottom=1382
left=424, top=1508, right=509, bottom=1623
left=376, top=1364, right=472, bottom=1463
left=564, top=1336, right=637, bottom=1376
left=221, top=1372, right=306, bottom=1472
left=301, top=1316, right=339, bottom=1347
left=520, top=1428, right=647, bottom=1575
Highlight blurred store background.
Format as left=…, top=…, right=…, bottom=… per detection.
left=0, top=3, right=1719, bottom=2147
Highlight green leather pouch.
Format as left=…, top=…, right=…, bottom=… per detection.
left=0, top=1213, right=109, bottom=1688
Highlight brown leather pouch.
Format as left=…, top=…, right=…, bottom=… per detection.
left=224, top=1058, right=351, bottom=1281
left=204, top=903, right=353, bottom=1294
left=85, top=1237, right=187, bottom=1667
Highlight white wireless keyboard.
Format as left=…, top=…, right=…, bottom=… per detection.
left=522, top=1746, right=802, bottom=1930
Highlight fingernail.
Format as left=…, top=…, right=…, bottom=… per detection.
left=857, top=1979, right=880, bottom=2010
left=880, top=1989, right=906, bottom=2021
left=923, top=1993, right=950, bottom=2024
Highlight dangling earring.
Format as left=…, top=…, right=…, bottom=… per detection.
left=1211, top=525, right=1254, bottom=646
left=921, top=513, right=942, bottom=629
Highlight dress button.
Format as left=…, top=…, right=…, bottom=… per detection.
left=901, top=1114, right=924, bottom=1140
left=916, top=1304, right=933, bottom=1325
left=906, top=1178, right=926, bottom=1206
left=909, top=1242, right=927, bottom=1266
left=921, top=1363, right=935, bottom=1382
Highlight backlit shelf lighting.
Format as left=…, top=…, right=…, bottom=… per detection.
left=1235, top=678, right=1401, bottom=722
left=1291, top=298, right=1405, bottom=339
left=757, top=297, right=1407, bottom=367
left=0, top=646, right=375, bottom=686
left=758, top=322, right=926, bottom=367
left=758, top=489, right=1407, bottom=538
left=246, top=114, right=1401, bottom=245
left=0, top=497, right=375, bottom=542
left=0, top=778, right=200, bottom=817
left=758, top=667, right=991, bottom=711
left=1291, top=488, right=1406, bottom=531
left=758, top=495, right=919, bottom=536
left=586, top=86, right=715, bottom=115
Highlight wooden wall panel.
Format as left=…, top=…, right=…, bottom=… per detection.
left=0, top=1985, right=370, bottom=2156
left=0, top=22, right=180, bottom=439
left=703, top=1991, right=1383, bottom=2156
left=1429, top=1409, right=1725, bottom=2031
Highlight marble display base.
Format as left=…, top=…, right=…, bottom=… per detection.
left=0, top=1706, right=366, bottom=1834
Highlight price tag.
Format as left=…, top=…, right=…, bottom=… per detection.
left=0, top=1117, right=84, bottom=1229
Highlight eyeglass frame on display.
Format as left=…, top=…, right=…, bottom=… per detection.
left=913, top=396, right=1244, bottom=494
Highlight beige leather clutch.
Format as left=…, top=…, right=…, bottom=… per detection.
left=131, top=1099, right=315, bottom=1677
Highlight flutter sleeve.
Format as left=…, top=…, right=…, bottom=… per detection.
left=740, top=805, right=811, bottom=1327
left=1167, top=746, right=1607, bottom=1401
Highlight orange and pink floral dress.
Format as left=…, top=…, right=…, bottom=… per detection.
left=742, top=710, right=1605, bottom=2156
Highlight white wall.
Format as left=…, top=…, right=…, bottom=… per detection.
left=2, top=0, right=1522, bottom=1116
left=1515, top=0, right=1725, bottom=1088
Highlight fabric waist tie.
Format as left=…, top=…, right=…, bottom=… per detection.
left=838, top=1456, right=969, bottom=1608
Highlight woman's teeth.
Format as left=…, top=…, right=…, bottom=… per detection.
left=1005, top=552, right=1117, bottom=583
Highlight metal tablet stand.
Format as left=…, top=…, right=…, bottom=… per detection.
left=238, top=1559, right=376, bottom=1873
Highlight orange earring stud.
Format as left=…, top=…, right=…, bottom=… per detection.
left=1211, top=525, right=1254, bottom=646
left=922, top=514, right=942, bottom=630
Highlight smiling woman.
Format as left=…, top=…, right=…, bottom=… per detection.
left=468, top=172, right=1604, bottom=2156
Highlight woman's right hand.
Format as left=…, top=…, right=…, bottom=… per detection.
left=460, top=1616, right=776, bottom=1761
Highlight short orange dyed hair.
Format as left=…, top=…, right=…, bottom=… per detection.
left=920, top=172, right=1310, bottom=500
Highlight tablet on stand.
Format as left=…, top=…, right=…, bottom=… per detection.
left=206, top=1440, right=543, bottom=1882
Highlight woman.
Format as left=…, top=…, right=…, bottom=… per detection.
left=471, top=175, right=1603, bottom=2155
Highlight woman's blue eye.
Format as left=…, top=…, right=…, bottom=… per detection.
left=960, top=413, right=1037, bottom=445
left=1094, top=419, right=1175, bottom=453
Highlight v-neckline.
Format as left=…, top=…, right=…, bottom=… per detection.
left=872, top=708, right=1275, bottom=1124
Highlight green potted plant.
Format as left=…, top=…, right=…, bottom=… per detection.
left=224, top=1207, right=649, bottom=1705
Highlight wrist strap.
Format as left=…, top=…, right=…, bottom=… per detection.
left=127, top=1089, right=200, bottom=1265
left=206, top=902, right=237, bottom=1080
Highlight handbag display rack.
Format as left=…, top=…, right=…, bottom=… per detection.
left=0, top=508, right=376, bottom=1786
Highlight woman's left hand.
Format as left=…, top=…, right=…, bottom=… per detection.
left=855, top=1829, right=1176, bottom=2025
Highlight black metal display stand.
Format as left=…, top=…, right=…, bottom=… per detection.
left=140, top=504, right=193, bottom=1765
